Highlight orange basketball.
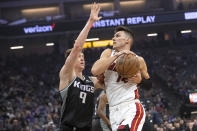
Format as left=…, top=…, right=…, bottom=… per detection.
left=115, top=54, right=140, bottom=78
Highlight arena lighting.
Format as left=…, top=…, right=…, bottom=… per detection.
left=93, top=40, right=113, bottom=47
left=21, top=7, right=59, bottom=15
left=83, top=42, right=91, bottom=48
left=181, top=30, right=192, bottom=34
left=83, top=2, right=113, bottom=10
left=147, top=33, right=158, bottom=37
left=9, top=18, right=27, bottom=26
left=10, top=46, right=24, bottom=50
left=46, top=43, right=54, bottom=46
left=120, top=0, right=145, bottom=6
left=83, top=40, right=113, bottom=48
left=191, top=111, right=197, bottom=115
left=0, top=19, right=8, bottom=24
left=86, top=38, right=99, bottom=42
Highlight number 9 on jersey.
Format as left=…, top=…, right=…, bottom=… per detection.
left=80, top=91, right=87, bottom=104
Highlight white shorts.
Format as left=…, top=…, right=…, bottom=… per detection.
left=109, top=100, right=145, bottom=131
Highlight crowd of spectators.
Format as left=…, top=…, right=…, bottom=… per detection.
left=0, top=36, right=197, bottom=130
left=0, top=54, right=62, bottom=130
left=137, top=36, right=197, bottom=131
left=140, top=87, right=197, bottom=131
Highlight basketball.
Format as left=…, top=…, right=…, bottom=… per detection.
left=115, top=53, right=140, bottom=78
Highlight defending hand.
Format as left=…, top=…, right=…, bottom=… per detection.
left=89, top=2, right=102, bottom=22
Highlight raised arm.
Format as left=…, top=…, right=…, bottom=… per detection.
left=59, top=3, right=101, bottom=91
left=74, top=3, right=102, bottom=50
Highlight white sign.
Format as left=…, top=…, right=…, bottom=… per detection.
left=93, top=18, right=125, bottom=28
left=127, top=16, right=155, bottom=25
left=93, top=16, right=156, bottom=28
left=184, top=12, right=197, bottom=20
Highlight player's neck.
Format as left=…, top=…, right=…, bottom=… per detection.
left=116, top=47, right=130, bottom=52
left=75, top=70, right=83, bottom=80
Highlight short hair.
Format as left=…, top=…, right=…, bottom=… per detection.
left=64, top=48, right=72, bottom=59
left=64, top=48, right=84, bottom=59
left=115, top=26, right=134, bottom=38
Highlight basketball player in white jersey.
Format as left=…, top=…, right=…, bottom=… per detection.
left=91, top=26, right=150, bottom=131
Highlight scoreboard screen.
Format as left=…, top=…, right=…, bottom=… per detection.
left=189, top=91, right=197, bottom=104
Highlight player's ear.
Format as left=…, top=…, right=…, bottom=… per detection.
left=126, top=37, right=131, bottom=45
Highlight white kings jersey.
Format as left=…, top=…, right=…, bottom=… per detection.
left=104, top=50, right=140, bottom=107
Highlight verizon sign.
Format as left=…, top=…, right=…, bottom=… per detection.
left=23, top=23, right=55, bottom=34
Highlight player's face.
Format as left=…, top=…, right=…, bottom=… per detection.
left=112, top=31, right=129, bottom=51
left=75, top=53, right=85, bottom=70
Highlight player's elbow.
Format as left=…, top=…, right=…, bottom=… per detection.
left=91, top=67, right=100, bottom=76
left=73, top=43, right=83, bottom=51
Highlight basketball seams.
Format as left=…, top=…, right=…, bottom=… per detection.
left=122, top=54, right=127, bottom=77
left=116, top=55, right=123, bottom=76
left=125, top=55, right=134, bottom=75
left=115, top=54, right=140, bottom=78
left=124, top=55, right=137, bottom=77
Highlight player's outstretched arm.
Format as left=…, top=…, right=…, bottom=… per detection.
left=59, top=3, right=101, bottom=91
left=74, top=2, right=102, bottom=50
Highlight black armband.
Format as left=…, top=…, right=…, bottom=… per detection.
left=139, top=78, right=152, bottom=90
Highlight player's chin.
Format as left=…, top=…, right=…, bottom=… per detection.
left=113, top=46, right=118, bottom=50
left=80, top=65, right=85, bottom=70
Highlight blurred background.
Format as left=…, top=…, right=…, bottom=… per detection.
left=0, top=0, right=197, bottom=130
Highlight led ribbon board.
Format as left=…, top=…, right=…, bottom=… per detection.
left=92, top=12, right=188, bottom=28
left=93, top=16, right=156, bottom=28
left=0, top=11, right=197, bottom=36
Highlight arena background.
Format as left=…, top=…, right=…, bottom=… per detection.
left=0, top=0, right=197, bottom=130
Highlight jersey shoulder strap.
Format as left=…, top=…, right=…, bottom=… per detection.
left=111, top=49, right=116, bottom=56
left=84, top=76, right=94, bottom=85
